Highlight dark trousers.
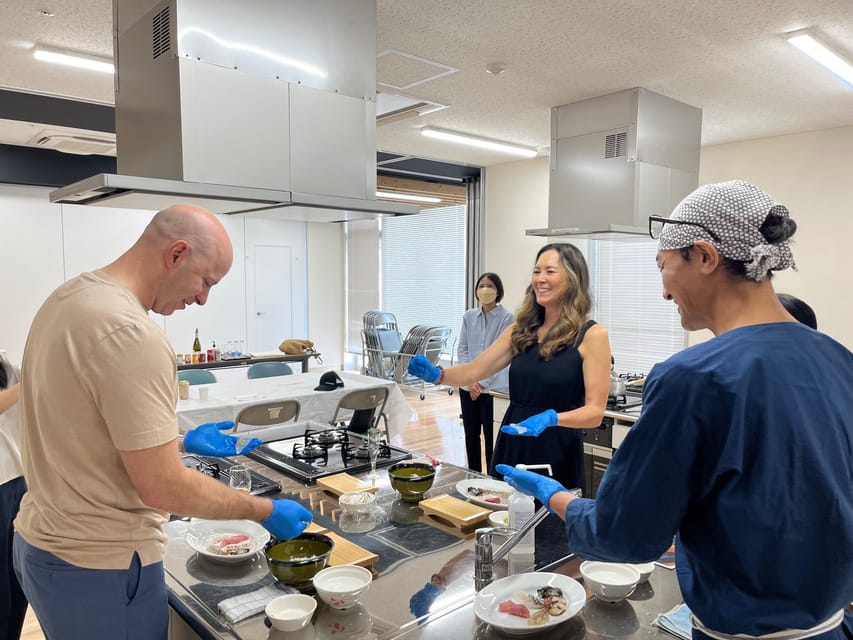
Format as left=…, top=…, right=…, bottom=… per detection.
left=13, top=535, right=168, bottom=640
left=1, top=476, right=26, bottom=640
left=459, top=388, right=495, bottom=473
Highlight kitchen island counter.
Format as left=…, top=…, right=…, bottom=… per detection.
left=165, top=453, right=683, bottom=640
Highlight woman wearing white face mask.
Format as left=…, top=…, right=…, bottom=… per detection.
left=456, top=273, right=514, bottom=472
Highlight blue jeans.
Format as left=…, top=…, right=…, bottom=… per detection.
left=12, top=534, right=168, bottom=640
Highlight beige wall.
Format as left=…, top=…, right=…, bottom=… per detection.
left=699, top=125, right=853, bottom=349
left=307, top=222, right=344, bottom=370
left=483, top=156, right=589, bottom=315
left=482, top=126, right=853, bottom=351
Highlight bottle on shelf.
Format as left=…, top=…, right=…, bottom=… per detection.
left=192, top=329, right=201, bottom=353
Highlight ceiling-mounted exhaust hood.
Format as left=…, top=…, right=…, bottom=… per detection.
left=50, top=0, right=418, bottom=220
left=527, top=88, right=702, bottom=239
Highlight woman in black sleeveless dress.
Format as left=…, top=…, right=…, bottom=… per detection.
left=407, top=243, right=611, bottom=493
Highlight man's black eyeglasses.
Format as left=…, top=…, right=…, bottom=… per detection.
left=648, top=216, right=721, bottom=242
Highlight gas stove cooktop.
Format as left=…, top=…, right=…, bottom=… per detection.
left=247, top=426, right=412, bottom=484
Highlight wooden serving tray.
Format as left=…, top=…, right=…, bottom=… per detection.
left=419, top=494, right=490, bottom=533
left=325, top=532, right=378, bottom=569
left=316, top=473, right=379, bottom=496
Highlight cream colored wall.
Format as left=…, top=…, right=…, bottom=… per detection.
left=482, top=156, right=589, bottom=314
left=698, top=125, right=853, bottom=349
left=481, top=127, right=853, bottom=351
left=307, top=222, right=344, bottom=370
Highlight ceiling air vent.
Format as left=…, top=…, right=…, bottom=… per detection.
left=29, top=131, right=116, bottom=156
left=152, top=6, right=171, bottom=59
left=604, top=131, right=627, bottom=159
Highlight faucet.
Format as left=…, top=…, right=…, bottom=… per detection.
left=474, top=505, right=550, bottom=591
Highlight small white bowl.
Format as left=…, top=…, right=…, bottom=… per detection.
left=339, top=491, right=377, bottom=515
left=628, top=562, right=655, bottom=583
left=580, top=561, right=641, bottom=603
left=488, top=511, right=509, bottom=528
left=265, top=593, right=317, bottom=631
left=313, top=565, right=373, bottom=610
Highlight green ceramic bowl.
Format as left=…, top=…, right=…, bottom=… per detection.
left=388, top=462, right=435, bottom=502
left=265, top=533, right=334, bottom=587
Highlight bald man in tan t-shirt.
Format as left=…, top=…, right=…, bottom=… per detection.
left=13, top=205, right=312, bottom=640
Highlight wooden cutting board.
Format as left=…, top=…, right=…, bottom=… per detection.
left=316, top=473, right=379, bottom=496
left=419, top=494, right=490, bottom=533
left=304, top=522, right=329, bottom=534
left=325, top=532, right=378, bottom=569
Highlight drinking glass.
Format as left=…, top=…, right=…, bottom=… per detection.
left=365, top=427, right=381, bottom=482
left=229, top=465, right=252, bottom=494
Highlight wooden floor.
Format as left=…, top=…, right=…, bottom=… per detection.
left=20, top=384, right=469, bottom=640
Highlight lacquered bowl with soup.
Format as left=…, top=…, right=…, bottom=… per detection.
left=387, top=462, right=435, bottom=502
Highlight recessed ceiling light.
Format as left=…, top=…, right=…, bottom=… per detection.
left=786, top=29, right=853, bottom=87
left=420, top=127, right=537, bottom=158
left=33, top=46, right=114, bottom=73
left=39, top=10, right=55, bottom=17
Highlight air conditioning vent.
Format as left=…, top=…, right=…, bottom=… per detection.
left=604, top=131, right=627, bottom=159
left=152, top=6, right=171, bottom=59
left=29, top=131, right=116, bottom=156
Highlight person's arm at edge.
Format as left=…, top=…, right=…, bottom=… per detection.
left=120, top=438, right=273, bottom=522
left=0, top=383, right=20, bottom=415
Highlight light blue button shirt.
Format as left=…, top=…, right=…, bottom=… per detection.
left=457, top=304, right=514, bottom=394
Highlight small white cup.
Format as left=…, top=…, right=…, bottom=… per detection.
left=197, top=386, right=209, bottom=400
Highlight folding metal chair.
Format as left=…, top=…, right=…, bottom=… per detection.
left=328, top=387, right=389, bottom=441
left=232, top=399, right=301, bottom=433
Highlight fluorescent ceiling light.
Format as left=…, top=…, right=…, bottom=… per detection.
left=786, top=29, right=853, bottom=87
left=421, top=127, right=537, bottom=158
left=33, top=46, right=114, bottom=74
left=376, top=191, right=441, bottom=204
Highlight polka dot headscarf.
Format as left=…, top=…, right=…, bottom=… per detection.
left=657, top=180, right=797, bottom=281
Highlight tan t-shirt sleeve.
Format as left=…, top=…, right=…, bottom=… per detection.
left=81, top=320, right=178, bottom=451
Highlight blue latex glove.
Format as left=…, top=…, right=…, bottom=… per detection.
left=183, top=421, right=262, bottom=457
left=261, top=500, right=314, bottom=540
left=407, top=355, right=441, bottom=383
left=496, top=464, right=567, bottom=507
left=500, top=409, right=559, bottom=437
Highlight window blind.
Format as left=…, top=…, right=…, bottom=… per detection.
left=591, top=240, right=686, bottom=374
left=381, top=205, right=467, bottom=343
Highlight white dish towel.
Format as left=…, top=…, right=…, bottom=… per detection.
left=653, top=603, right=693, bottom=640
left=218, top=583, right=299, bottom=624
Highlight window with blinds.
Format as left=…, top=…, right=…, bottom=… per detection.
left=590, top=240, right=686, bottom=374
left=381, top=205, right=467, bottom=341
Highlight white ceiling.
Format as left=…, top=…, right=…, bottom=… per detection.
left=1, top=0, right=852, bottom=167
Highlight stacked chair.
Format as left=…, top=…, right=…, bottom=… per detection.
left=361, top=311, right=403, bottom=379
left=392, top=324, right=453, bottom=400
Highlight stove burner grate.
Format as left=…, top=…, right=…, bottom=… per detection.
left=341, top=441, right=391, bottom=463
left=292, top=442, right=329, bottom=465
left=305, top=427, right=349, bottom=448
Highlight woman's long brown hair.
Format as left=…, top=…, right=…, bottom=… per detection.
left=510, top=243, right=593, bottom=360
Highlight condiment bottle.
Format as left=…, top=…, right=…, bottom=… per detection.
left=178, top=380, right=190, bottom=400
left=192, top=328, right=201, bottom=354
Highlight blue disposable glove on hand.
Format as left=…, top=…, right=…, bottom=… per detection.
left=500, top=409, right=559, bottom=437
left=496, top=464, right=567, bottom=507
left=261, top=499, right=313, bottom=540
left=407, top=355, right=441, bottom=383
left=183, top=421, right=262, bottom=457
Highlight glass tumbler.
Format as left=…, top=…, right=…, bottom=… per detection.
left=229, top=465, right=252, bottom=494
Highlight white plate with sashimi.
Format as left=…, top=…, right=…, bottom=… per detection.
left=185, top=519, right=270, bottom=564
left=473, top=572, right=586, bottom=635
left=456, top=478, right=514, bottom=509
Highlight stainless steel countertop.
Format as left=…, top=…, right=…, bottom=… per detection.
left=164, top=455, right=682, bottom=640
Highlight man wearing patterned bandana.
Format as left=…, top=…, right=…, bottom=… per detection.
left=498, top=181, right=853, bottom=640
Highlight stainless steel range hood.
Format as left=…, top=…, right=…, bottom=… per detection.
left=49, top=0, right=418, bottom=220
left=527, top=88, right=702, bottom=239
